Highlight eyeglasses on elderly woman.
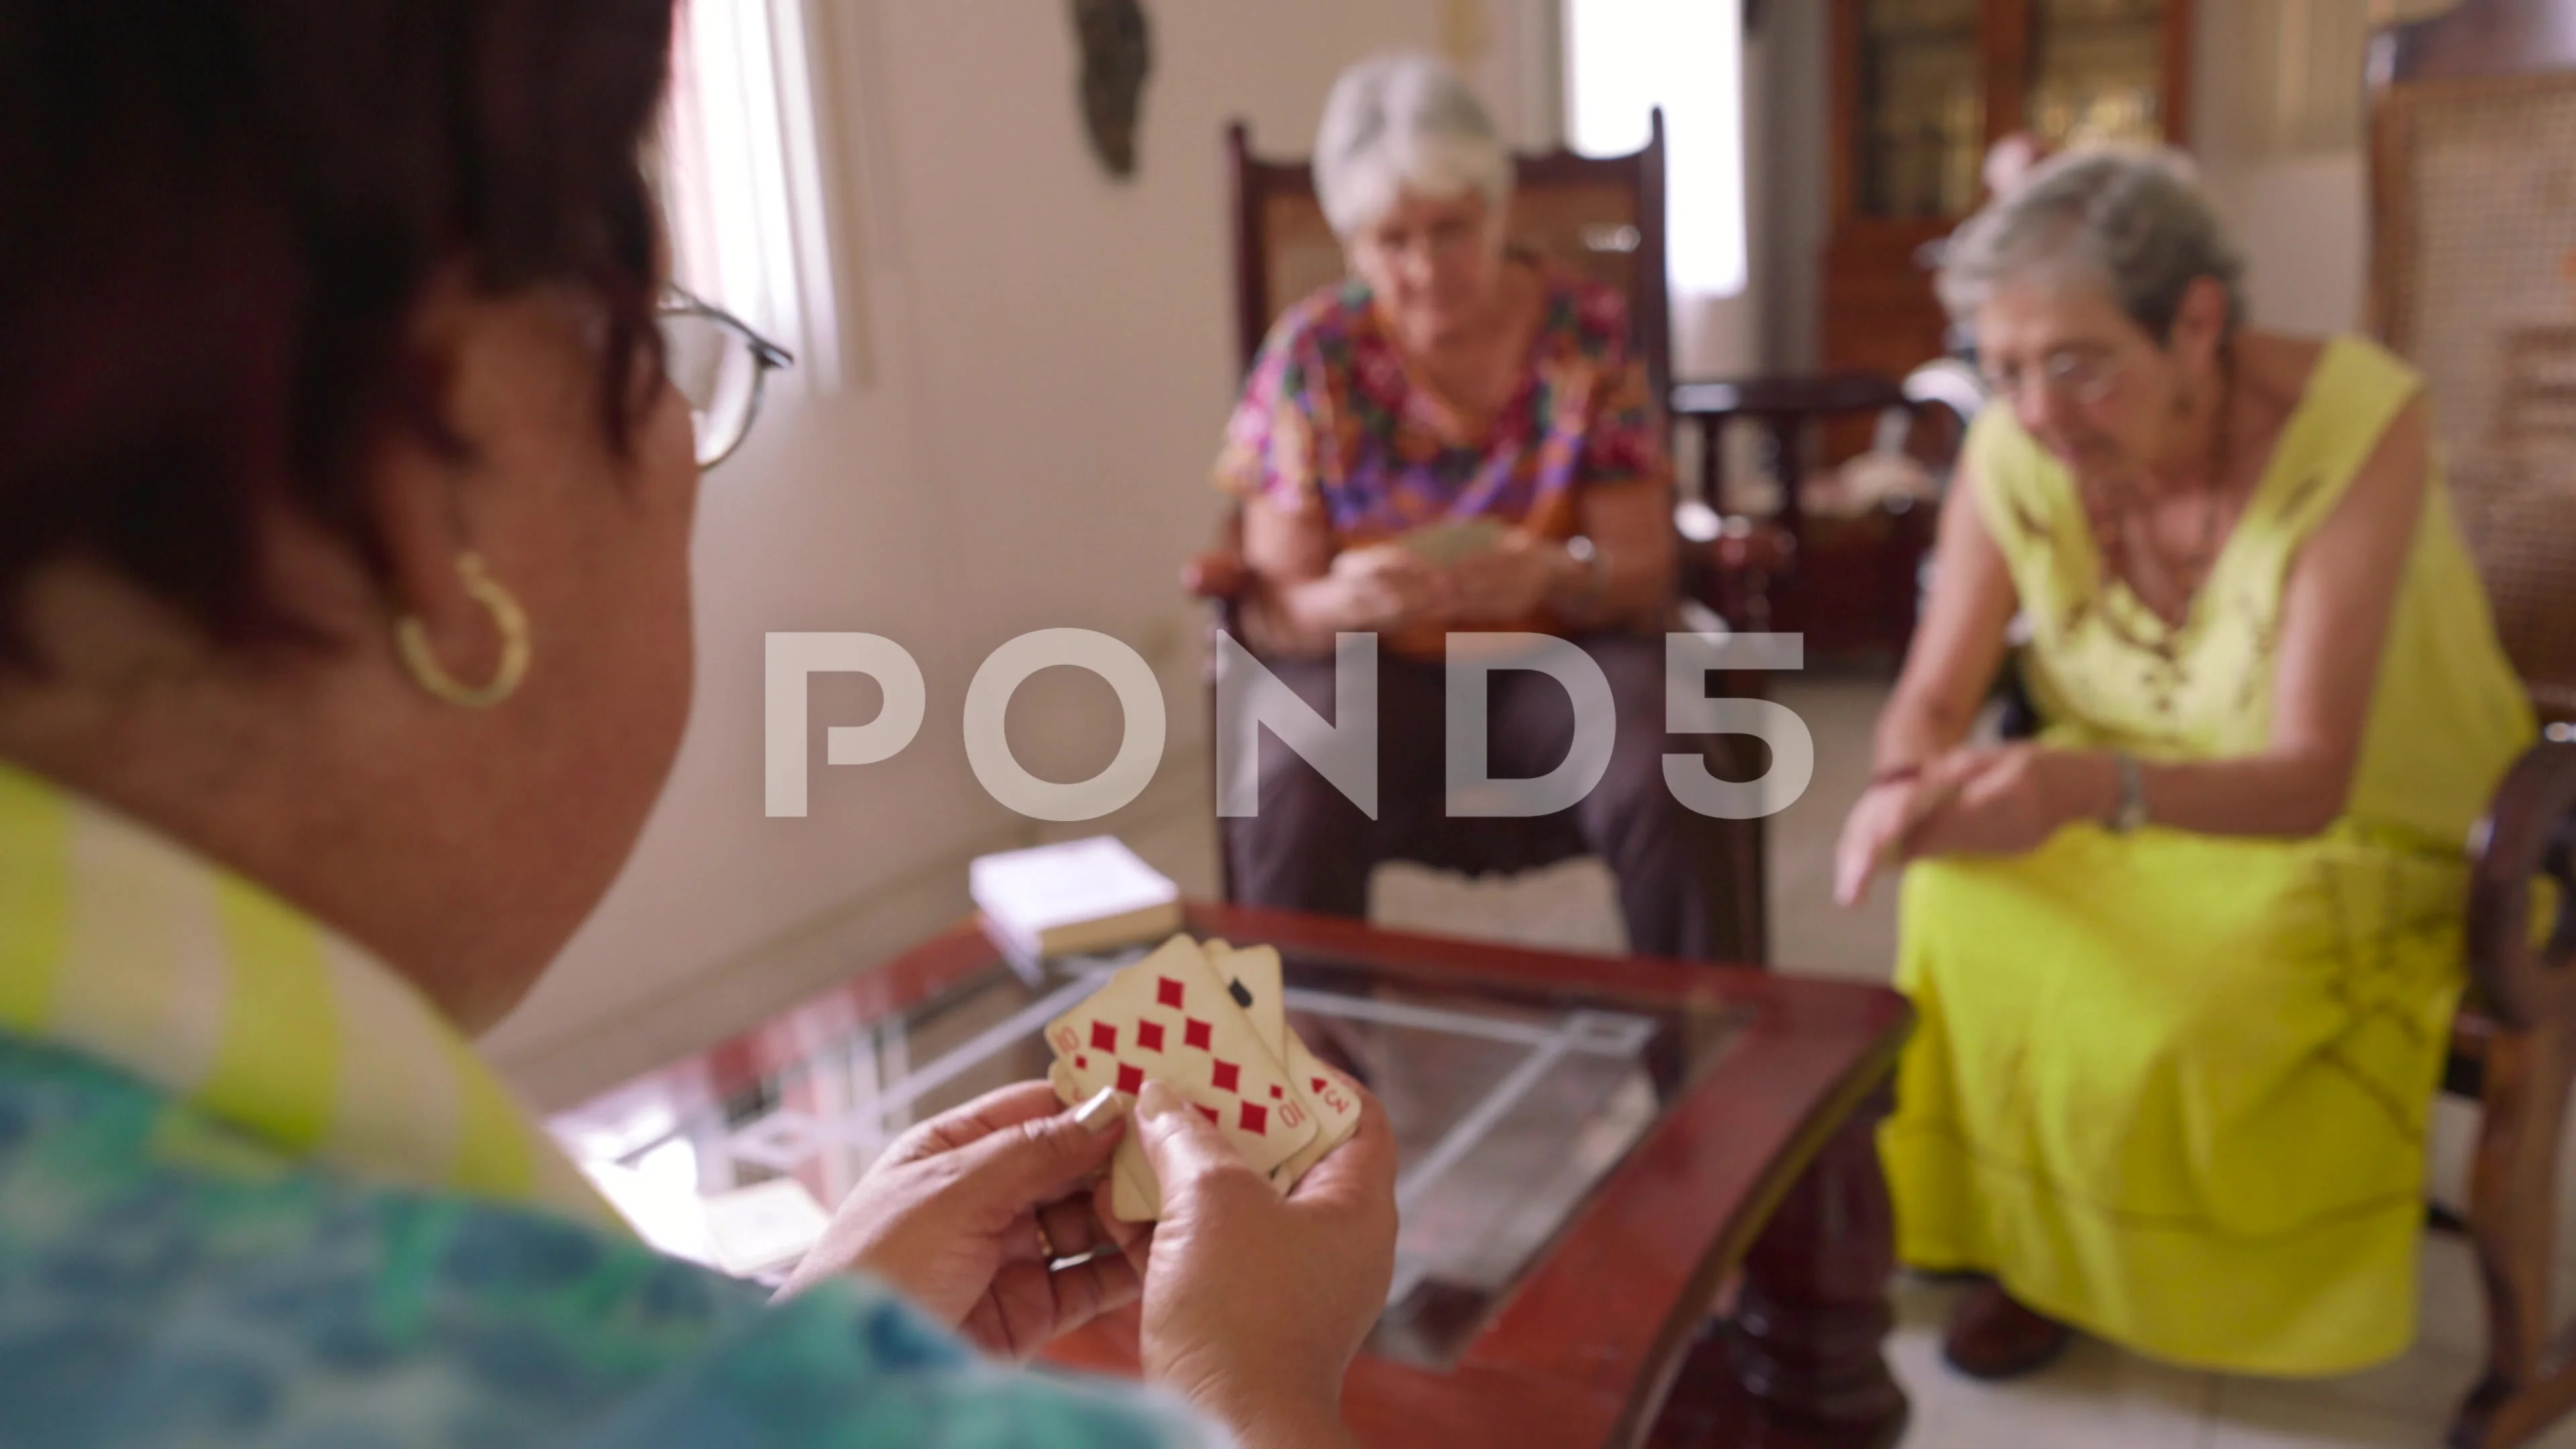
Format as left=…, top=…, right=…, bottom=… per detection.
left=1978, top=341, right=2129, bottom=409
left=657, top=288, right=794, bottom=469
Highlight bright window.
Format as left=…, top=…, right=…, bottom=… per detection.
left=660, top=0, right=861, bottom=390
left=1564, top=0, right=1747, bottom=299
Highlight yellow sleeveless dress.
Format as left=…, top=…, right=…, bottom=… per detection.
left=1880, top=335, right=2536, bottom=1374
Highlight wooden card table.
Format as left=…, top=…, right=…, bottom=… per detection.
left=547, top=903, right=1915, bottom=1449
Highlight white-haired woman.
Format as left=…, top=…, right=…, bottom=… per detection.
left=1212, top=54, right=1723, bottom=959
left=1834, top=150, right=2532, bottom=1379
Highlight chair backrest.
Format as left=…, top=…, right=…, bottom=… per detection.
left=1225, top=113, right=1674, bottom=400
left=2368, top=0, right=2576, bottom=723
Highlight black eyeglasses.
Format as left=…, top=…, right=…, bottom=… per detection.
left=656, top=290, right=794, bottom=469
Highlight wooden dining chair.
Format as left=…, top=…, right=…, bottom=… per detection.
left=2367, top=2, right=2576, bottom=1442
left=1195, top=113, right=1778, bottom=965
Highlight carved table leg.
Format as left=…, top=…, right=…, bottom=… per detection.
left=1729, top=1080, right=1906, bottom=1440
left=1650, top=1083, right=1907, bottom=1448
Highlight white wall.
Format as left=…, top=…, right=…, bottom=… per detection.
left=486, top=0, right=1503, bottom=1092
left=1754, top=0, right=1829, bottom=371
left=2188, top=0, right=2373, bottom=337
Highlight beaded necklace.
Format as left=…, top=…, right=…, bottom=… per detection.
left=2082, top=350, right=2242, bottom=635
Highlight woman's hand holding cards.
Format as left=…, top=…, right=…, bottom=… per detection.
left=771, top=1081, right=1141, bottom=1360
left=1444, top=529, right=1568, bottom=622
left=1324, top=541, right=1453, bottom=631
left=1127, top=1079, right=1397, bottom=1449
left=786, top=934, right=1393, bottom=1442
left=1046, top=936, right=1393, bottom=1443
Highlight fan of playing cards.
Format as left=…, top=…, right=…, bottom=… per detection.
left=1045, top=934, right=1363, bottom=1222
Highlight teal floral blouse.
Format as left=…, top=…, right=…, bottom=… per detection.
left=0, top=1033, right=1214, bottom=1447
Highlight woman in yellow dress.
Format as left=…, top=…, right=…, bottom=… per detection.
left=1835, top=149, right=2534, bottom=1380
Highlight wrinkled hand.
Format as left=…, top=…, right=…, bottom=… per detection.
left=774, top=1081, right=1139, bottom=1360
left=1833, top=775, right=1948, bottom=908
left=1117, top=1081, right=1396, bottom=1446
left=1904, top=744, right=2104, bottom=862
left=1446, top=532, right=1568, bottom=622
left=1328, top=543, right=1455, bottom=631
left=1182, top=547, right=1250, bottom=601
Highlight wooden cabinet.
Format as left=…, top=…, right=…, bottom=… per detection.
left=1823, top=0, right=2196, bottom=394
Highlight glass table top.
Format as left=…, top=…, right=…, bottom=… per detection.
left=548, top=929, right=1751, bottom=1369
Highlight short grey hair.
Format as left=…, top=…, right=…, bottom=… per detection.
left=1312, top=53, right=1511, bottom=239
left=1937, top=147, right=2247, bottom=341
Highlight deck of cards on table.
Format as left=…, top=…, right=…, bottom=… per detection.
left=970, top=836, right=1181, bottom=963
left=1046, top=935, right=1362, bottom=1222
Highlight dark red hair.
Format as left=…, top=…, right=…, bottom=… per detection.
left=0, top=0, right=674, bottom=669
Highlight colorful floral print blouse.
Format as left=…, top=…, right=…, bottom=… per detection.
left=1212, top=260, right=1671, bottom=655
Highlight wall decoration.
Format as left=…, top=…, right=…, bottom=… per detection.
left=1073, top=0, right=1152, bottom=180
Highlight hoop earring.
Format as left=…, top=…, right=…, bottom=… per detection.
left=394, top=551, right=531, bottom=708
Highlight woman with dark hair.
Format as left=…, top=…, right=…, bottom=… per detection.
left=0, top=3, right=1393, bottom=1444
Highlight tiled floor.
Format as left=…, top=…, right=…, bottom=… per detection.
left=1101, top=674, right=2576, bottom=1448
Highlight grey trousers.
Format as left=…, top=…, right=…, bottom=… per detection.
left=1222, top=632, right=1727, bottom=960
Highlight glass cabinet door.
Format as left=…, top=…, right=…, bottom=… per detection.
left=1856, top=0, right=1986, bottom=219
left=2025, top=0, right=2170, bottom=149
